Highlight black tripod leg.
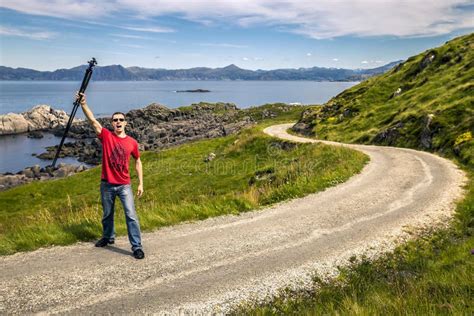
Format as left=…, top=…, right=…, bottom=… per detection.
left=51, top=102, right=80, bottom=167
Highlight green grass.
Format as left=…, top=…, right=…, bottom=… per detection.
left=237, top=33, right=474, bottom=314
left=0, top=105, right=367, bottom=255
left=297, top=33, right=473, bottom=167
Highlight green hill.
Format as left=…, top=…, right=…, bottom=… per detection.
left=293, top=32, right=473, bottom=167
left=243, top=33, right=473, bottom=314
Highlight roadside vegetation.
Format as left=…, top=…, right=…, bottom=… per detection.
left=0, top=104, right=368, bottom=255
left=239, top=33, right=473, bottom=314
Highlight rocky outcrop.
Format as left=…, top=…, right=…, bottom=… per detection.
left=44, top=102, right=255, bottom=165
left=37, top=139, right=102, bottom=165
left=0, top=105, right=73, bottom=135
left=373, top=121, right=404, bottom=145
left=0, top=163, right=88, bottom=191
left=420, top=114, right=435, bottom=149
left=290, top=108, right=317, bottom=136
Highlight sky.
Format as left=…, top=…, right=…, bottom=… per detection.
left=0, top=0, right=473, bottom=71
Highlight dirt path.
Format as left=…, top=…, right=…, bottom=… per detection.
left=0, top=123, right=466, bottom=315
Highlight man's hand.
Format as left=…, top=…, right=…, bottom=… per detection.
left=75, top=92, right=86, bottom=106
left=137, top=184, right=143, bottom=198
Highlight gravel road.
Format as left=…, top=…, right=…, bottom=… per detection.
left=0, top=123, right=466, bottom=315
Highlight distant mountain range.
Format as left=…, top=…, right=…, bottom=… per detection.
left=0, top=61, right=402, bottom=81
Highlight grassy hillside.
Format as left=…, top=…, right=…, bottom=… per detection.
left=242, top=33, right=473, bottom=314
left=294, top=32, right=473, bottom=167
left=0, top=106, right=368, bottom=255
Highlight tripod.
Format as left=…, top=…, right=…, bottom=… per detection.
left=51, top=58, right=97, bottom=168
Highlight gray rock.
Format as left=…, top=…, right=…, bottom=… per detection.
left=31, top=165, right=41, bottom=177
left=374, top=122, right=404, bottom=145
left=204, top=152, right=216, bottom=162
left=0, top=174, right=28, bottom=190
left=22, top=168, right=35, bottom=178
left=291, top=122, right=313, bottom=136
left=53, top=168, right=69, bottom=178
left=76, top=165, right=87, bottom=172
left=0, top=113, right=30, bottom=134
left=392, top=88, right=402, bottom=98
left=0, top=105, right=76, bottom=135
left=420, top=52, right=436, bottom=69
left=27, top=131, right=44, bottom=138
left=420, top=114, right=435, bottom=149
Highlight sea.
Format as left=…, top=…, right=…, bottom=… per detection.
left=0, top=80, right=357, bottom=173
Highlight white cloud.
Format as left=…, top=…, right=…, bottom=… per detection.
left=0, top=0, right=112, bottom=19
left=0, top=25, right=56, bottom=40
left=111, top=33, right=151, bottom=40
left=242, top=57, right=249, bottom=61
left=332, top=58, right=339, bottom=62
left=199, top=42, right=248, bottom=48
left=361, top=60, right=385, bottom=65
left=121, top=26, right=174, bottom=33
left=2, top=0, right=473, bottom=38
left=120, top=43, right=145, bottom=49
left=306, top=52, right=312, bottom=56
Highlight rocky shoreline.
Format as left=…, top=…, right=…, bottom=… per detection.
left=0, top=102, right=296, bottom=191
left=0, top=105, right=75, bottom=135
left=0, top=164, right=88, bottom=191
left=38, top=102, right=254, bottom=165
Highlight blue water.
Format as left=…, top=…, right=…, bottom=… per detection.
left=0, top=132, right=86, bottom=173
left=0, top=81, right=357, bottom=117
left=0, top=80, right=357, bottom=173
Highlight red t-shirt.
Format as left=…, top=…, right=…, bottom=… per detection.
left=98, top=128, right=140, bottom=184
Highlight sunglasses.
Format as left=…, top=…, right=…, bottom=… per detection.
left=113, top=118, right=125, bottom=122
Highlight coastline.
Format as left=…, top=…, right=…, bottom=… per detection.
left=0, top=102, right=310, bottom=190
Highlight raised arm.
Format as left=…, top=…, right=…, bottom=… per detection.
left=77, top=92, right=102, bottom=135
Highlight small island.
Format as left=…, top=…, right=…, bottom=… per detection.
left=176, top=89, right=211, bottom=93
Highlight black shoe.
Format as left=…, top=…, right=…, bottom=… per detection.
left=133, top=249, right=145, bottom=259
left=95, top=238, right=114, bottom=247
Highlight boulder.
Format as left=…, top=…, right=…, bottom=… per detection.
left=291, top=122, right=314, bottom=136
left=27, top=131, right=44, bottom=138
left=420, top=52, right=436, bottom=69
left=374, top=121, right=404, bottom=145
left=31, top=165, right=41, bottom=177
left=24, top=105, right=71, bottom=130
left=392, top=88, right=402, bottom=98
left=0, top=113, right=30, bottom=134
left=0, top=174, right=29, bottom=190
left=204, top=152, right=216, bottom=162
left=22, top=167, right=35, bottom=178
left=0, top=105, right=73, bottom=135
left=420, top=114, right=435, bottom=149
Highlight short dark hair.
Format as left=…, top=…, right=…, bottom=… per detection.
left=111, top=112, right=126, bottom=121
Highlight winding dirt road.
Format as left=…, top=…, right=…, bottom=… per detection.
left=0, top=123, right=466, bottom=314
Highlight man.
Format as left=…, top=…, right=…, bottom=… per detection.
left=77, top=92, right=145, bottom=259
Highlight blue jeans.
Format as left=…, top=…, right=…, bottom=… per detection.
left=100, top=180, right=142, bottom=251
